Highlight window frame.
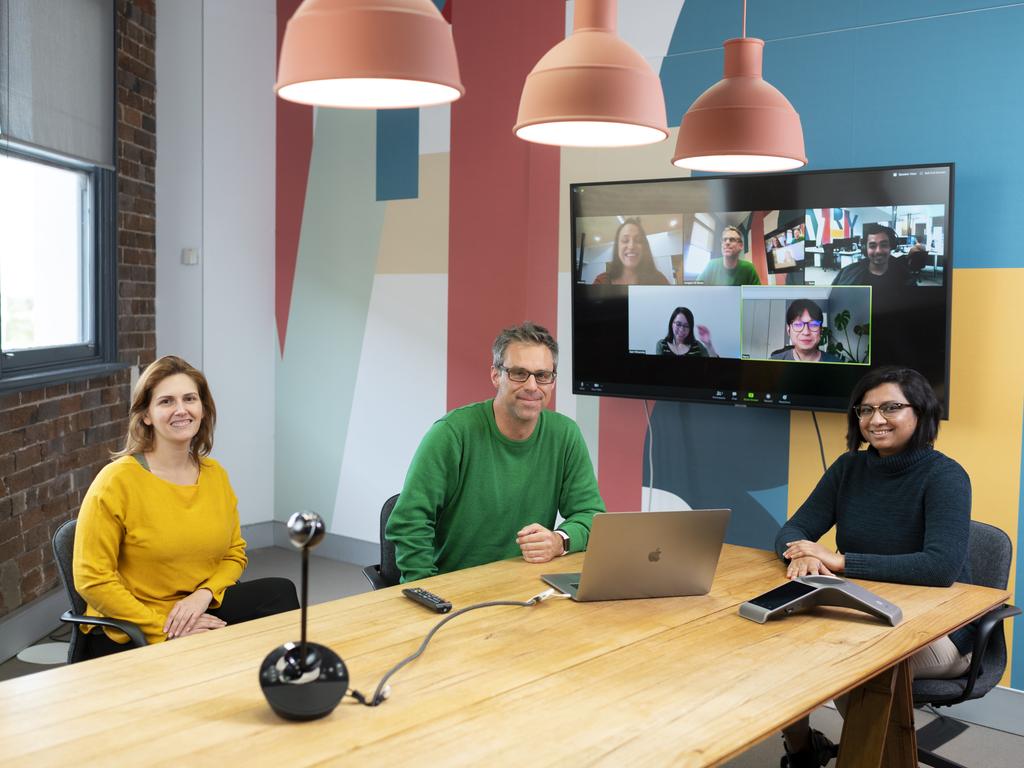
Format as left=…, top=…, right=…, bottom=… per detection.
left=0, top=140, right=122, bottom=392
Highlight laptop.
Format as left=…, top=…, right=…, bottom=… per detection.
left=541, top=509, right=730, bottom=601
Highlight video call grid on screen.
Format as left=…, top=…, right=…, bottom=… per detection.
left=570, top=164, right=954, bottom=415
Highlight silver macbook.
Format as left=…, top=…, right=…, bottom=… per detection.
left=541, top=509, right=730, bottom=601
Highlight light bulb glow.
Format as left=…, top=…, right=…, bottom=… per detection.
left=277, top=78, right=462, bottom=109
left=515, top=121, right=667, bottom=148
left=672, top=154, right=805, bottom=174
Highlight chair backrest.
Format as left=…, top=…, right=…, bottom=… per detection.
left=967, top=520, right=1013, bottom=590
left=52, top=518, right=86, bottom=615
left=379, top=494, right=401, bottom=588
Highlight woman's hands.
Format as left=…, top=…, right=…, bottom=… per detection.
left=164, top=588, right=217, bottom=639
left=697, top=325, right=719, bottom=357
left=783, top=540, right=845, bottom=579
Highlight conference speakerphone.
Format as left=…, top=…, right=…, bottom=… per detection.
left=739, top=575, right=903, bottom=626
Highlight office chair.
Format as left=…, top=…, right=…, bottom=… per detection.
left=913, top=521, right=1021, bottom=768
left=361, top=493, right=401, bottom=590
left=52, top=518, right=147, bottom=663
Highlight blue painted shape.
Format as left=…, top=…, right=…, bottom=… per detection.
left=662, top=3, right=1024, bottom=269
left=748, top=485, right=790, bottom=528
left=376, top=108, right=420, bottom=201
left=644, top=401, right=790, bottom=550
left=1014, top=399, right=1024, bottom=689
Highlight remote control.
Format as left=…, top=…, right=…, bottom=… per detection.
left=402, top=587, right=452, bottom=613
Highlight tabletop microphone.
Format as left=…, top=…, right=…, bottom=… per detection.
left=259, top=511, right=348, bottom=721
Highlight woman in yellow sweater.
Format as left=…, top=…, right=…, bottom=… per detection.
left=74, top=356, right=298, bottom=659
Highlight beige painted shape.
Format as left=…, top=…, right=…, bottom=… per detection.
left=376, top=151, right=451, bottom=274
left=788, top=268, right=1024, bottom=685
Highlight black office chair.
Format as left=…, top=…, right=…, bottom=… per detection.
left=52, top=518, right=147, bottom=663
left=913, top=521, right=1021, bottom=768
left=361, top=494, right=401, bottom=590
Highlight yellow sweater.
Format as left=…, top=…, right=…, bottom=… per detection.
left=73, top=456, right=247, bottom=644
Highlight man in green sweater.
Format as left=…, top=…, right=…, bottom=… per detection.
left=386, top=322, right=606, bottom=583
left=697, top=225, right=761, bottom=286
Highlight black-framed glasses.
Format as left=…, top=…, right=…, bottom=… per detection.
left=853, top=402, right=911, bottom=420
left=498, top=365, right=556, bottom=385
left=790, top=320, right=822, bottom=332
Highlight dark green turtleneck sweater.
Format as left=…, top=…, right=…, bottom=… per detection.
left=775, top=446, right=974, bottom=653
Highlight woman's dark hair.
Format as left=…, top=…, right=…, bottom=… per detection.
left=845, top=366, right=941, bottom=453
left=785, top=298, right=824, bottom=325
left=605, top=218, right=663, bottom=283
left=662, top=307, right=695, bottom=347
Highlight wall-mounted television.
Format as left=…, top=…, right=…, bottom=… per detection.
left=570, top=163, right=954, bottom=414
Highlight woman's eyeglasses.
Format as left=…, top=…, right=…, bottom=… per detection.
left=853, top=402, right=911, bottom=420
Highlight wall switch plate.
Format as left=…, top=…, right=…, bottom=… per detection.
left=181, top=247, right=200, bottom=265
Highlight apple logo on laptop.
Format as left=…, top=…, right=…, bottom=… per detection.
left=648, top=547, right=662, bottom=563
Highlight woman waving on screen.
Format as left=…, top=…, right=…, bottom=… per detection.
left=656, top=307, right=718, bottom=357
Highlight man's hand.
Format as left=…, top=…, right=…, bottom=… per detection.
left=516, top=523, right=563, bottom=564
left=782, top=540, right=845, bottom=579
left=164, top=588, right=214, bottom=639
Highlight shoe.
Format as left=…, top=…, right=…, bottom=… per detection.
left=780, top=729, right=839, bottom=767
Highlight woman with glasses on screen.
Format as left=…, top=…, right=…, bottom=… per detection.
left=773, top=367, right=972, bottom=767
left=73, top=356, right=299, bottom=660
left=656, top=306, right=718, bottom=357
left=770, top=299, right=841, bottom=363
left=592, top=218, right=669, bottom=286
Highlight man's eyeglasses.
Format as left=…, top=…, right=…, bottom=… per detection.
left=790, top=320, right=823, bottom=332
left=498, top=365, right=557, bottom=385
left=853, top=402, right=911, bottom=420
left=721, top=236, right=742, bottom=244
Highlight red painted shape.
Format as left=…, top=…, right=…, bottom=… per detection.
left=598, top=397, right=649, bottom=512
left=446, top=0, right=562, bottom=410
left=275, top=0, right=314, bottom=355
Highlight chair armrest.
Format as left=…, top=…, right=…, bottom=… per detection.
left=61, top=610, right=148, bottom=648
left=361, top=564, right=388, bottom=591
left=960, top=603, right=1021, bottom=699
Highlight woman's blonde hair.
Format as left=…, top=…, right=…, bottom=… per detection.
left=112, top=355, right=217, bottom=459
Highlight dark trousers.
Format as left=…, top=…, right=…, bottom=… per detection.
left=81, top=577, right=299, bottom=661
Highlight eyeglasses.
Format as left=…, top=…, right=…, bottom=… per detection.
left=721, top=236, right=742, bottom=244
left=498, top=365, right=557, bottom=385
left=672, top=321, right=690, bottom=329
left=853, top=402, right=911, bottom=420
left=790, top=320, right=822, bottom=332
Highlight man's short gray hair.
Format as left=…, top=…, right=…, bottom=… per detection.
left=491, top=322, right=559, bottom=368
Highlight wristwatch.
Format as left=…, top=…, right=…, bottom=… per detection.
left=555, top=530, right=570, bottom=555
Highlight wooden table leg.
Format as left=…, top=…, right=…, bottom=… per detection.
left=836, top=660, right=917, bottom=768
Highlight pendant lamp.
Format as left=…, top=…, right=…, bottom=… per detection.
left=275, top=0, right=464, bottom=109
left=672, top=1, right=805, bottom=173
left=514, top=0, right=668, bottom=148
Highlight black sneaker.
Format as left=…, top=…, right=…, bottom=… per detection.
left=780, top=729, right=839, bottom=767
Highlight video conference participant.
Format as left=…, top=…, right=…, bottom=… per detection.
left=774, top=367, right=972, bottom=766
left=832, top=223, right=916, bottom=289
left=770, top=299, right=841, bottom=363
left=697, top=225, right=761, bottom=286
left=386, top=322, right=606, bottom=583
left=74, top=356, right=298, bottom=660
left=656, top=306, right=718, bottom=357
left=593, top=218, right=670, bottom=285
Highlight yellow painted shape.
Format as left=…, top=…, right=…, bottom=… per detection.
left=788, top=268, right=1024, bottom=685
left=376, top=152, right=450, bottom=274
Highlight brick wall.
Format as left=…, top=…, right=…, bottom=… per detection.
left=0, top=1, right=157, bottom=619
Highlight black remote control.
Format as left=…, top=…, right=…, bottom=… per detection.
left=402, top=587, right=452, bottom=613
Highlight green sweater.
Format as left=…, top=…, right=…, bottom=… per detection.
left=697, top=257, right=761, bottom=286
left=386, top=400, right=605, bottom=582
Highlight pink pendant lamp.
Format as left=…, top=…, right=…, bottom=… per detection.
left=276, top=0, right=464, bottom=109
left=514, top=0, right=668, bottom=148
left=672, top=1, right=806, bottom=173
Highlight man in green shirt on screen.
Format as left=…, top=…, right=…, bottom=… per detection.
left=697, top=224, right=761, bottom=286
left=386, top=322, right=606, bottom=583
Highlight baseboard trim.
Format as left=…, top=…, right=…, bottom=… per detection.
left=242, top=520, right=378, bottom=567
left=0, top=588, right=66, bottom=664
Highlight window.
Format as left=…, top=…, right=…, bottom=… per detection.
left=0, top=142, right=118, bottom=389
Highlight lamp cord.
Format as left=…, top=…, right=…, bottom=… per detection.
left=811, top=410, right=827, bottom=473
left=348, top=592, right=563, bottom=707
left=643, top=400, right=654, bottom=511
left=742, top=0, right=747, bottom=38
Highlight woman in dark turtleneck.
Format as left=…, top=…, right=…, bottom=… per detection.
left=774, top=366, right=972, bottom=768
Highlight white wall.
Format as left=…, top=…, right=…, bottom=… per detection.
left=155, top=0, right=277, bottom=525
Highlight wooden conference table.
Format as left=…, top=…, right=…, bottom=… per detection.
left=0, top=545, right=1009, bottom=767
